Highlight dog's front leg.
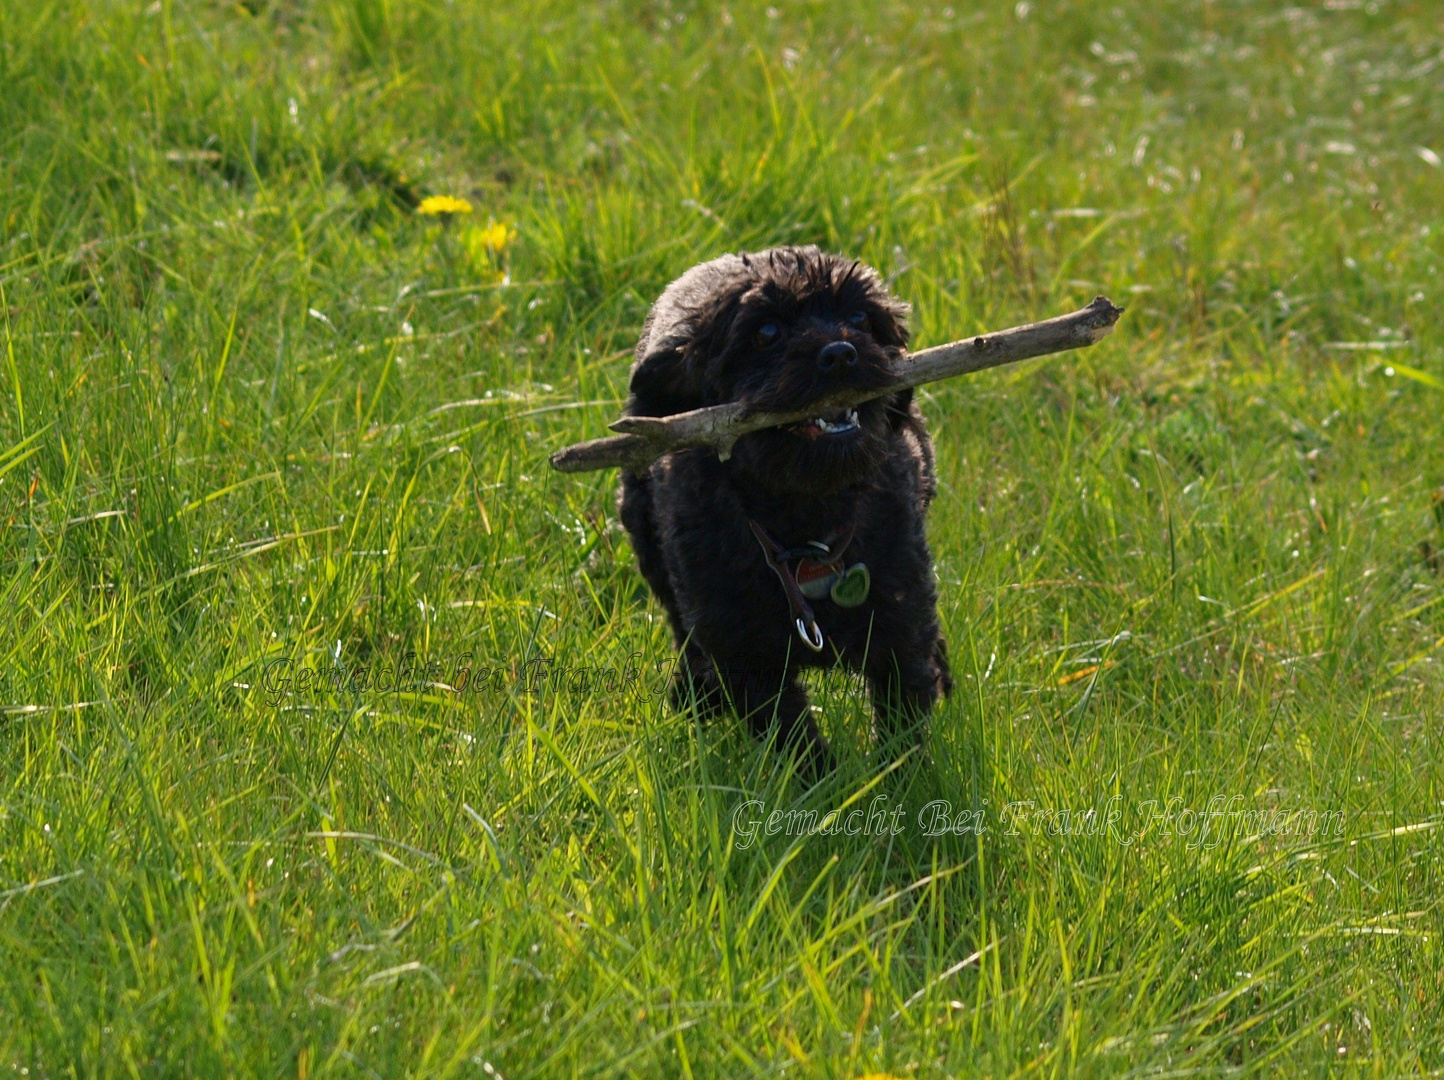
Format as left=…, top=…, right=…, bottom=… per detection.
left=717, top=664, right=834, bottom=777
left=867, top=648, right=949, bottom=765
left=667, top=642, right=725, bottom=717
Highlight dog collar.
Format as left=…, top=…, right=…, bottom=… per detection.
left=748, top=519, right=871, bottom=652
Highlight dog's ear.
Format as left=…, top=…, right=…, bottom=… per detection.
left=628, top=259, right=751, bottom=416
left=627, top=340, right=703, bottom=418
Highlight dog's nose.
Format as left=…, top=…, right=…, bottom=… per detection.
left=817, top=341, right=858, bottom=372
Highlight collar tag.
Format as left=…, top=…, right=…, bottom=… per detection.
left=829, top=563, right=871, bottom=607
left=795, top=557, right=838, bottom=600
left=797, top=574, right=837, bottom=600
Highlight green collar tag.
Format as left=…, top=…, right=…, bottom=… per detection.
left=829, top=563, right=870, bottom=607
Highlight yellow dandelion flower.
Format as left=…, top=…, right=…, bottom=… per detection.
left=460, top=220, right=517, bottom=279
left=464, top=219, right=516, bottom=252
left=417, top=195, right=474, bottom=217
left=473, top=219, right=516, bottom=253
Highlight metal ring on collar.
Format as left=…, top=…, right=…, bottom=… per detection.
left=795, top=616, right=825, bottom=652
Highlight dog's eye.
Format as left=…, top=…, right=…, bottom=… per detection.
left=847, top=311, right=871, bottom=332
left=753, top=323, right=782, bottom=348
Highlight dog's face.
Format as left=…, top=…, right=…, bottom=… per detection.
left=628, top=247, right=911, bottom=495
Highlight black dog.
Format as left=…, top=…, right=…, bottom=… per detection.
left=618, top=246, right=951, bottom=772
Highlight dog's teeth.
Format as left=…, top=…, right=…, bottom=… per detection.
left=804, top=410, right=860, bottom=435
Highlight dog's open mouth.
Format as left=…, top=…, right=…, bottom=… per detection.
left=790, top=407, right=860, bottom=439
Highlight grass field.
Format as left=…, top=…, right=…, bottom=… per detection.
left=2, top=0, right=1443, bottom=1074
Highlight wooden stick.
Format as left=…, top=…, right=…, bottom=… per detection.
left=550, top=295, right=1123, bottom=474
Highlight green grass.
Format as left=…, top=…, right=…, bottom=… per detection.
left=2, top=0, right=1442, bottom=1074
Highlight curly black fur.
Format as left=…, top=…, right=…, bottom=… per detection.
left=618, top=246, right=951, bottom=773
